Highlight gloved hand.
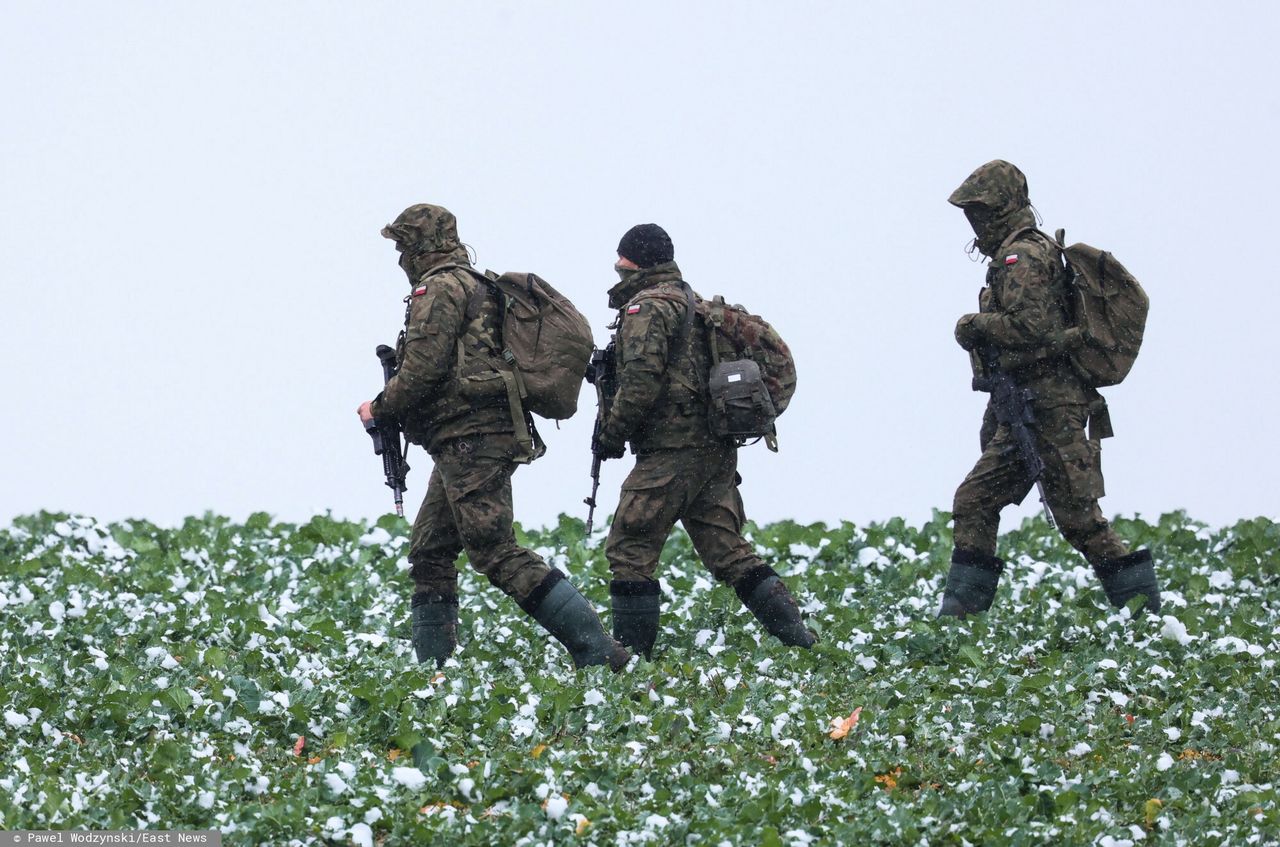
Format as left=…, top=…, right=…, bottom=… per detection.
left=954, top=314, right=986, bottom=351
left=593, top=426, right=626, bottom=460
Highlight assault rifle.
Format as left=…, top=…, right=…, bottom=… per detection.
left=972, top=348, right=1057, bottom=528
left=364, top=344, right=410, bottom=517
left=583, top=342, right=618, bottom=534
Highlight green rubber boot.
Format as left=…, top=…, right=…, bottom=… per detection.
left=1094, top=548, right=1162, bottom=614
left=610, top=579, right=661, bottom=659
left=937, top=549, right=1004, bottom=619
left=524, top=573, right=630, bottom=671
left=734, top=567, right=817, bottom=648
left=411, top=592, right=458, bottom=667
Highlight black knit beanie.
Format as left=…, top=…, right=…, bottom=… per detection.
left=617, top=224, right=674, bottom=268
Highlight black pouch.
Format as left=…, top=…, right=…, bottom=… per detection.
left=708, top=359, right=777, bottom=441
left=1088, top=395, right=1115, bottom=440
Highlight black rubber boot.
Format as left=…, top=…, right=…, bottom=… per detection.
left=411, top=592, right=458, bottom=667
left=1094, top=548, right=1162, bottom=613
left=610, top=579, right=661, bottom=659
left=734, top=566, right=817, bottom=648
left=937, top=549, right=1004, bottom=619
left=523, top=572, right=630, bottom=671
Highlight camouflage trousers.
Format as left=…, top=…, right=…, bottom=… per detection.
left=606, top=443, right=761, bottom=586
left=953, top=403, right=1129, bottom=564
left=408, top=433, right=551, bottom=603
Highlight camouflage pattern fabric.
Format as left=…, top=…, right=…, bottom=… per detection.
left=957, top=232, right=1090, bottom=409
left=599, top=261, right=720, bottom=453
left=949, top=162, right=1130, bottom=566
left=701, top=296, right=798, bottom=416
left=370, top=248, right=512, bottom=452
left=952, top=404, right=1128, bottom=564
left=382, top=204, right=461, bottom=255
left=605, top=443, right=762, bottom=586
left=948, top=160, right=1030, bottom=219
left=407, top=432, right=552, bottom=603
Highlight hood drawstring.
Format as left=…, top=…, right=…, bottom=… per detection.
left=965, top=237, right=985, bottom=262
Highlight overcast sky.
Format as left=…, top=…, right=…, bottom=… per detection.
left=3, top=2, right=1277, bottom=534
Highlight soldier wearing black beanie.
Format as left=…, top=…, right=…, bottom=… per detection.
left=596, top=222, right=818, bottom=659
left=616, top=223, right=674, bottom=268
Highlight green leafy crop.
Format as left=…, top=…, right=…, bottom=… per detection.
left=0, top=510, right=1275, bottom=845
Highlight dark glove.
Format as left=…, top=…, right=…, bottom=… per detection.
left=954, top=314, right=986, bottom=351
left=594, top=426, right=626, bottom=460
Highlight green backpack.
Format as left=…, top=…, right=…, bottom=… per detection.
left=481, top=270, right=594, bottom=420
left=1050, top=229, right=1150, bottom=387
left=437, top=265, right=594, bottom=460
left=1006, top=228, right=1150, bottom=388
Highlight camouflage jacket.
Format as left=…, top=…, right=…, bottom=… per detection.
left=370, top=247, right=514, bottom=453
left=601, top=262, right=721, bottom=453
left=961, top=230, right=1089, bottom=409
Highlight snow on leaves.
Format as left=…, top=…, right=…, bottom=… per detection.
left=0, top=509, right=1276, bottom=843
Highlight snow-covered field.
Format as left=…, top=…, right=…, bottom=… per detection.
left=1, top=510, right=1276, bottom=845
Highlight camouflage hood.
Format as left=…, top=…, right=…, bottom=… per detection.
left=948, top=160, right=1036, bottom=256
left=382, top=204, right=468, bottom=284
left=382, top=203, right=461, bottom=253
left=608, top=261, right=683, bottom=310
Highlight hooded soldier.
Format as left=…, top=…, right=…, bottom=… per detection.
left=358, top=204, right=629, bottom=671
left=594, top=223, right=816, bottom=657
left=940, top=162, right=1161, bottom=618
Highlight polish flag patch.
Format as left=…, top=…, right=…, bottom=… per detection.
left=413, top=285, right=428, bottom=296
left=1004, top=254, right=1019, bottom=266
left=627, top=304, right=642, bottom=314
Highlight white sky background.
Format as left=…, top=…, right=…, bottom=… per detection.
left=3, top=2, right=1277, bottom=532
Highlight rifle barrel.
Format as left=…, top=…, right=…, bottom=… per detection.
left=1035, top=480, right=1056, bottom=528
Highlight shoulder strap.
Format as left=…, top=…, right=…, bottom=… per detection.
left=464, top=281, right=494, bottom=323
left=427, top=263, right=500, bottom=323
left=1000, top=226, right=1065, bottom=257
left=663, top=282, right=705, bottom=397
left=998, top=226, right=1040, bottom=255
left=624, top=283, right=697, bottom=363
left=671, top=282, right=696, bottom=363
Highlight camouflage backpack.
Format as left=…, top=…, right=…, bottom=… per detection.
left=693, top=292, right=797, bottom=451
left=1030, top=228, right=1150, bottom=387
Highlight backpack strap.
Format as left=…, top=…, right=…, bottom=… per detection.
left=671, top=282, right=696, bottom=364
left=998, top=226, right=1072, bottom=287
left=625, top=282, right=697, bottom=365
left=997, top=226, right=1061, bottom=256
left=702, top=295, right=727, bottom=368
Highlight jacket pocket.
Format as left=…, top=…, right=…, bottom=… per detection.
left=457, top=369, right=510, bottom=401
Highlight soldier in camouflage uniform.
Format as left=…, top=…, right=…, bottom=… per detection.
left=595, top=224, right=816, bottom=657
left=940, top=162, right=1161, bottom=617
left=358, top=204, right=628, bottom=671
